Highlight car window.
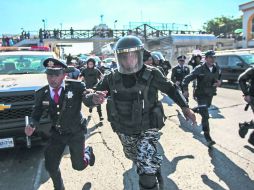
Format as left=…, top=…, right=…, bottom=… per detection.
left=0, top=54, right=52, bottom=74
left=228, top=56, right=242, bottom=67
left=216, top=56, right=228, bottom=67
left=240, top=54, right=254, bottom=65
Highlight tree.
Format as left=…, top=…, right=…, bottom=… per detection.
left=203, top=16, right=242, bottom=37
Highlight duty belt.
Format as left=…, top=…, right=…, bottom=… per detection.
left=52, top=125, right=71, bottom=135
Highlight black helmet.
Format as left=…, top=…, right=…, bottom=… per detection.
left=114, top=35, right=144, bottom=74
left=151, top=51, right=165, bottom=62
left=205, top=50, right=215, bottom=57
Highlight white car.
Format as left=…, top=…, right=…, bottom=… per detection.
left=0, top=49, right=56, bottom=149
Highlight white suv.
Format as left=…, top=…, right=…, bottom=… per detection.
left=0, top=49, right=56, bottom=149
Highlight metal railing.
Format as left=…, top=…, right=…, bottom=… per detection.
left=38, top=24, right=206, bottom=41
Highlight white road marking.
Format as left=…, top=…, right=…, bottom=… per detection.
left=33, top=158, right=44, bottom=190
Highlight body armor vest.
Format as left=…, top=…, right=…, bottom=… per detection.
left=106, top=68, right=165, bottom=135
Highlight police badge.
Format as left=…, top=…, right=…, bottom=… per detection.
left=67, top=91, right=73, bottom=99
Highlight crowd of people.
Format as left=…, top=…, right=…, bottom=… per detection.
left=25, top=35, right=253, bottom=190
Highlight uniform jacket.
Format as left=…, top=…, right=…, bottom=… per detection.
left=171, top=65, right=190, bottom=84
left=81, top=68, right=102, bottom=88
left=182, top=62, right=221, bottom=97
left=31, top=80, right=93, bottom=134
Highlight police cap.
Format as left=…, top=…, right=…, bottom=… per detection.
left=43, top=58, right=67, bottom=75
left=177, top=55, right=186, bottom=61
left=205, top=50, right=215, bottom=57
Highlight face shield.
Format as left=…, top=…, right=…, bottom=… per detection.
left=116, top=49, right=144, bottom=74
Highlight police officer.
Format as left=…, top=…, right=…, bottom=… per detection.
left=95, top=35, right=196, bottom=190
left=171, top=55, right=190, bottom=88
left=80, top=58, right=104, bottom=120
left=188, top=53, right=202, bottom=69
left=150, top=53, right=166, bottom=75
left=182, top=50, right=221, bottom=147
left=151, top=51, right=171, bottom=76
left=238, top=67, right=254, bottom=146
left=25, top=58, right=106, bottom=190
left=66, top=59, right=80, bottom=80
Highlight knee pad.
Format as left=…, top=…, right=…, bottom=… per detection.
left=139, top=174, right=158, bottom=190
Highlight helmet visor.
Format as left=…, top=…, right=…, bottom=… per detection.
left=116, top=50, right=143, bottom=74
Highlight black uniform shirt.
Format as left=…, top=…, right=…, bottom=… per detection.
left=80, top=68, right=102, bottom=88
left=31, top=80, right=92, bottom=133
left=171, top=65, right=190, bottom=83
left=182, top=62, right=221, bottom=96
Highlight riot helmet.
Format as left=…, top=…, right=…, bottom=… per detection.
left=151, top=54, right=160, bottom=65
left=151, top=51, right=165, bottom=63
left=114, top=35, right=144, bottom=74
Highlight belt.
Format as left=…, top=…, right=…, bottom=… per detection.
left=52, top=125, right=71, bottom=135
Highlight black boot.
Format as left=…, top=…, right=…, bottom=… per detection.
left=139, top=174, right=159, bottom=190
left=204, top=132, right=215, bottom=147
left=97, top=108, right=104, bottom=121
left=239, top=122, right=249, bottom=138
left=248, top=131, right=254, bottom=146
left=156, top=168, right=164, bottom=190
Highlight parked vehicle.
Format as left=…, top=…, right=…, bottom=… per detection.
left=0, top=48, right=56, bottom=149
left=215, top=52, right=254, bottom=83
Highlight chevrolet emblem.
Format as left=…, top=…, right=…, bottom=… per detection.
left=0, top=104, right=11, bottom=111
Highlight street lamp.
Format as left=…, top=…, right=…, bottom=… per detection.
left=42, top=19, right=45, bottom=30
left=60, top=23, right=63, bottom=30
left=114, top=20, right=118, bottom=29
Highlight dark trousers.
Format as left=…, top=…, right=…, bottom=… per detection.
left=44, top=130, right=87, bottom=190
left=89, top=105, right=102, bottom=117
left=197, top=95, right=213, bottom=140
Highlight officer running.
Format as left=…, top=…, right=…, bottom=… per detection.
left=80, top=58, right=104, bottom=120
left=238, top=67, right=254, bottom=146
left=25, top=58, right=106, bottom=190
left=182, top=50, right=222, bottom=147
left=95, top=35, right=196, bottom=190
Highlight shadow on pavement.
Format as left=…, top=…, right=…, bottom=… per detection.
left=82, top=182, right=92, bottom=190
left=209, top=105, right=224, bottom=119
left=208, top=148, right=254, bottom=190
left=244, top=145, right=254, bottom=153
left=0, top=146, right=50, bottom=190
left=176, top=111, right=254, bottom=190
left=122, top=141, right=194, bottom=190
left=201, top=174, right=226, bottom=190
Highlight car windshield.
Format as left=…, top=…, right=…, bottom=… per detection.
left=240, top=54, right=254, bottom=65
left=0, top=54, right=52, bottom=75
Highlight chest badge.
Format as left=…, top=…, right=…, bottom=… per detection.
left=67, top=91, right=74, bottom=99
left=42, top=101, right=49, bottom=106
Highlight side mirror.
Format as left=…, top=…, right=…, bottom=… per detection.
left=236, top=62, right=244, bottom=67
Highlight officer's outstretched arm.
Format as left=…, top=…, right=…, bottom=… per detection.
left=82, top=74, right=109, bottom=107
